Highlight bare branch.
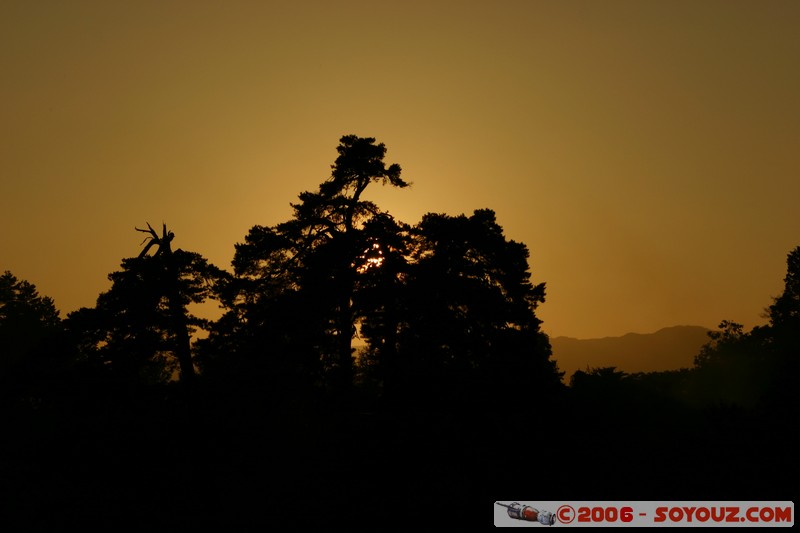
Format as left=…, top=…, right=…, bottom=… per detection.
left=136, top=223, right=159, bottom=240
left=138, top=240, right=157, bottom=258
left=136, top=222, right=162, bottom=257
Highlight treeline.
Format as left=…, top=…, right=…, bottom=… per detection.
left=568, top=244, right=799, bottom=416
left=1, top=136, right=797, bottom=527
left=3, top=136, right=561, bottom=409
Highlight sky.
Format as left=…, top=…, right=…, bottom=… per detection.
left=2, top=0, right=799, bottom=339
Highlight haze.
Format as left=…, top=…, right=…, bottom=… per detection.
left=2, top=0, right=798, bottom=339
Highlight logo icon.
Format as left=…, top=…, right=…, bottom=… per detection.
left=496, top=502, right=556, bottom=525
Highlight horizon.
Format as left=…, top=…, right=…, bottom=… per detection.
left=549, top=324, right=714, bottom=379
left=550, top=323, right=711, bottom=340
left=3, top=1, right=799, bottom=339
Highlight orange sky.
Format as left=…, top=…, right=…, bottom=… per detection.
left=2, top=0, right=799, bottom=339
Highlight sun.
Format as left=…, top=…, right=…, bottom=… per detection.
left=356, top=242, right=385, bottom=274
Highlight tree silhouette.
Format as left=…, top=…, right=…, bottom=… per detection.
left=66, top=224, right=224, bottom=387
left=227, top=135, right=409, bottom=394
left=376, top=209, right=562, bottom=406
left=351, top=213, right=411, bottom=399
left=0, top=271, right=60, bottom=348
left=763, top=245, right=800, bottom=409
left=767, top=246, right=800, bottom=344
left=685, top=247, right=800, bottom=410
left=222, top=143, right=562, bottom=406
left=0, top=271, right=62, bottom=400
left=135, top=222, right=194, bottom=384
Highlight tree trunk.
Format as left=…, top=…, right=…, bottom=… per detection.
left=336, top=293, right=354, bottom=394
left=168, top=286, right=195, bottom=386
left=164, top=256, right=195, bottom=386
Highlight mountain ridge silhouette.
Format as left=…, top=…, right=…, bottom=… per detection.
left=550, top=325, right=712, bottom=380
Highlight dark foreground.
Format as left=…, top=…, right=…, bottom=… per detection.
left=2, top=384, right=795, bottom=530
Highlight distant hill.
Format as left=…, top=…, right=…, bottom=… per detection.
left=550, top=325, right=711, bottom=381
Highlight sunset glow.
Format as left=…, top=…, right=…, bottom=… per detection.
left=2, top=3, right=797, bottom=524
left=2, top=1, right=798, bottom=339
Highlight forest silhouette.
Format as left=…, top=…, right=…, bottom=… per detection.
left=1, top=136, right=797, bottom=528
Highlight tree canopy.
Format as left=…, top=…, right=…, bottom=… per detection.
left=0, top=271, right=63, bottom=399
left=199, top=137, right=561, bottom=405
left=65, top=226, right=226, bottom=387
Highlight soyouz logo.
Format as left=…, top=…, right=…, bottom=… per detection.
left=494, top=501, right=794, bottom=527
left=496, top=502, right=556, bottom=525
